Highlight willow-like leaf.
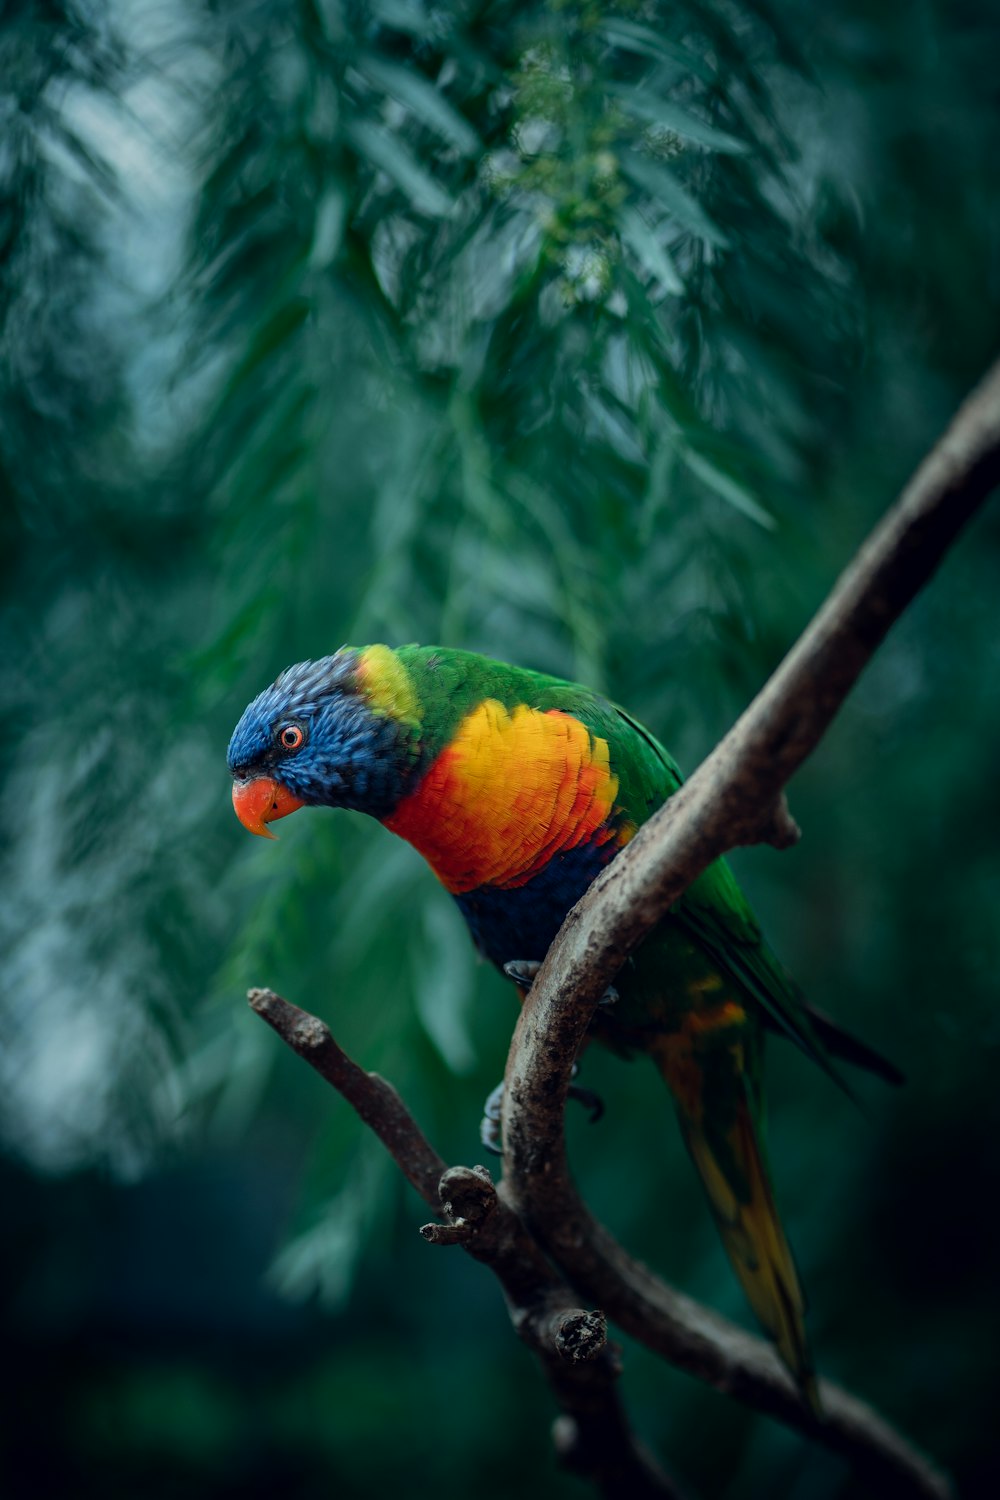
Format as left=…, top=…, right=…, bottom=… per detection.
left=622, top=150, right=729, bottom=248
left=613, top=88, right=750, bottom=155
left=359, top=54, right=482, bottom=157
left=680, top=447, right=776, bottom=530
left=348, top=117, right=455, bottom=217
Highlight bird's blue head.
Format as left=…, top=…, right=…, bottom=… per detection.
left=227, top=647, right=421, bottom=837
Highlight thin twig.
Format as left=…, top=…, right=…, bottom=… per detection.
left=248, top=987, right=686, bottom=1500
left=248, top=989, right=448, bottom=1202
left=501, top=358, right=1000, bottom=1500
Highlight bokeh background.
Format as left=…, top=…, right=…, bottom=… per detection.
left=2, top=1, right=999, bottom=1496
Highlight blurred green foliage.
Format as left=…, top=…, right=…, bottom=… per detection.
left=2, top=0, right=999, bottom=1496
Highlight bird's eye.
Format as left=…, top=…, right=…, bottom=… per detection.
left=277, top=723, right=305, bottom=751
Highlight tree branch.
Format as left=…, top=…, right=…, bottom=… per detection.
left=501, top=358, right=1000, bottom=1500
left=248, top=987, right=686, bottom=1500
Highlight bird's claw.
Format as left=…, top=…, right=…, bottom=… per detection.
left=479, top=1069, right=606, bottom=1153
left=503, top=959, right=541, bottom=988
left=479, top=1080, right=505, bottom=1155
left=504, top=959, right=617, bottom=1011
left=568, top=1083, right=605, bottom=1124
left=567, top=1060, right=605, bottom=1123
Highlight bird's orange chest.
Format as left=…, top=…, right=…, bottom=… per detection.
left=383, top=699, right=621, bottom=894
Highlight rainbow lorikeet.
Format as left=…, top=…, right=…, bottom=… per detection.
left=228, top=644, right=901, bottom=1406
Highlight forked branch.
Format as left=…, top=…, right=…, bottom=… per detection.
left=248, top=987, right=684, bottom=1500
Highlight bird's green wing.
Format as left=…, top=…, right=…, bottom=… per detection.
left=588, top=697, right=853, bottom=1094
left=678, top=861, right=853, bottom=1096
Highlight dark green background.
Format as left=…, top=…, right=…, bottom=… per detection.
left=2, top=2, right=998, bottom=1496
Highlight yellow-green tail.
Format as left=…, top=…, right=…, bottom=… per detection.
left=653, top=1038, right=820, bottom=1414
left=688, top=1107, right=819, bottom=1412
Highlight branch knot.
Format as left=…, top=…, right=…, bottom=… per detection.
left=420, top=1165, right=498, bottom=1245
left=552, top=1308, right=609, bottom=1364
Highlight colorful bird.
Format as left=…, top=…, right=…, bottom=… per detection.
left=228, top=644, right=901, bottom=1408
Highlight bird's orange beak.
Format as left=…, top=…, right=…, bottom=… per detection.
left=231, top=777, right=305, bottom=839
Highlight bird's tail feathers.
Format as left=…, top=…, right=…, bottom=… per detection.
left=797, top=1004, right=905, bottom=1086
left=656, top=1045, right=821, bottom=1416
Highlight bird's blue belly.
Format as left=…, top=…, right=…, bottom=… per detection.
left=453, top=837, right=617, bottom=969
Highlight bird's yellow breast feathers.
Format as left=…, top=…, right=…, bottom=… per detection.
left=385, top=698, right=621, bottom=894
